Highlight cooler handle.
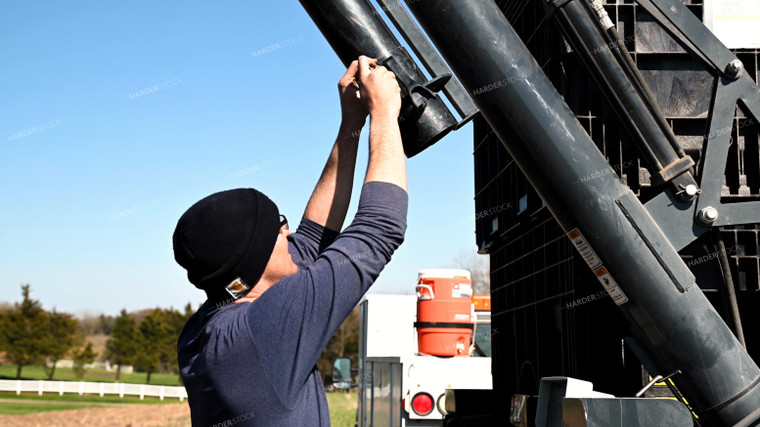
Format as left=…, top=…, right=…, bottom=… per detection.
left=416, top=284, right=434, bottom=300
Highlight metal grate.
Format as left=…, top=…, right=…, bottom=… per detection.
left=474, top=0, right=760, bottom=411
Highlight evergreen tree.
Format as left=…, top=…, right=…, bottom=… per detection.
left=183, top=302, right=194, bottom=320
left=41, top=310, right=79, bottom=380
left=0, top=285, right=50, bottom=379
left=73, top=342, right=98, bottom=379
left=134, top=309, right=164, bottom=384
left=97, top=314, right=114, bottom=335
left=134, top=308, right=187, bottom=383
left=105, top=309, right=138, bottom=381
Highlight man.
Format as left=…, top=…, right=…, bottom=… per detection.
left=173, top=56, right=407, bottom=426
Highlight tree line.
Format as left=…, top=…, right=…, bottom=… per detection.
left=0, top=284, right=359, bottom=386
left=0, top=285, right=97, bottom=380
left=0, top=284, right=192, bottom=384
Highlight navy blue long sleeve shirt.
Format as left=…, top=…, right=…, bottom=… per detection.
left=177, top=182, right=408, bottom=426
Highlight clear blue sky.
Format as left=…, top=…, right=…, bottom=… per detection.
left=0, top=1, right=479, bottom=316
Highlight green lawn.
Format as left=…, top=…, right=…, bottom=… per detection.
left=0, top=391, right=182, bottom=416
left=0, top=401, right=99, bottom=415
left=0, top=364, right=181, bottom=386
left=327, top=391, right=357, bottom=427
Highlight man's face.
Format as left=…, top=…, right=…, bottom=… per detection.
left=270, top=226, right=299, bottom=279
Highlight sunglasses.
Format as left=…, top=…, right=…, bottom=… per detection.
left=279, top=214, right=289, bottom=230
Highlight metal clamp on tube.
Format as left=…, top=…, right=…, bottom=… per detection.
left=299, top=0, right=458, bottom=157
left=378, top=54, right=452, bottom=122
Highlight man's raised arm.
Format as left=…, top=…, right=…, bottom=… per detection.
left=358, top=56, right=407, bottom=191
left=302, top=60, right=367, bottom=232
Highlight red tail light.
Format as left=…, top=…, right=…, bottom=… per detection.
left=411, top=392, right=434, bottom=416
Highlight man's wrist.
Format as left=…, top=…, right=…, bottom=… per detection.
left=339, top=117, right=366, bottom=140
left=369, top=111, right=400, bottom=127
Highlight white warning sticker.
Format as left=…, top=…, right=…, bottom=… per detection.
left=594, top=267, right=629, bottom=305
left=452, top=283, right=472, bottom=298
left=567, top=228, right=603, bottom=270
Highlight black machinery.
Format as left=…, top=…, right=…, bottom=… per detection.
left=300, top=0, right=760, bottom=425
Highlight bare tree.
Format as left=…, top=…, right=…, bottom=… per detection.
left=453, top=250, right=491, bottom=294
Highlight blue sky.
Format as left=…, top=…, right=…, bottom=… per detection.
left=0, top=1, right=479, bottom=316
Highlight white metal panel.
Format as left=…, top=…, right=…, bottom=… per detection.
left=363, top=294, right=418, bottom=358
left=406, top=356, right=492, bottom=421
left=704, top=0, right=760, bottom=49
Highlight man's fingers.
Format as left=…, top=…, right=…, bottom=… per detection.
left=358, top=56, right=371, bottom=80
left=346, top=60, right=359, bottom=79
left=339, top=60, right=360, bottom=89
left=348, top=59, right=359, bottom=73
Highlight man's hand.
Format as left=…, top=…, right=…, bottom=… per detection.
left=357, top=56, right=402, bottom=120
left=338, top=60, right=368, bottom=127
left=357, top=56, right=406, bottom=191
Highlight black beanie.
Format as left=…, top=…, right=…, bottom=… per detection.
left=172, top=188, right=280, bottom=303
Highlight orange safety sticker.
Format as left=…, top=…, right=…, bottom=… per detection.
left=593, top=266, right=629, bottom=305
left=567, top=228, right=603, bottom=270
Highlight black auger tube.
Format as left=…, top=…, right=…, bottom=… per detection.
left=404, top=0, right=760, bottom=425
left=299, top=0, right=457, bottom=157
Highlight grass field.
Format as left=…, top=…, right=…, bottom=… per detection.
left=327, top=391, right=357, bottom=427
left=0, top=391, right=183, bottom=416
left=0, top=364, right=181, bottom=386
left=0, top=400, right=99, bottom=415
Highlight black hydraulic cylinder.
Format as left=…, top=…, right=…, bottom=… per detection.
left=547, top=0, right=697, bottom=192
left=404, top=0, right=760, bottom=425
left=299, top=0, right=458, bottom=157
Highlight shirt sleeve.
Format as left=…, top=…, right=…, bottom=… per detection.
left=287, top=217, right=340, bottom=269
left=244, top=182, right=408, bottom=400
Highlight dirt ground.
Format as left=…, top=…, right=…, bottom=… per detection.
left=0, top=402, right=191, bottom=427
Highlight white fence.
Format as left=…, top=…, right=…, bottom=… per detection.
left=0, top=379, right=187, bottom=401
left=45, top=359, right=134, bottom=374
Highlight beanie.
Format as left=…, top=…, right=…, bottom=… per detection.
left=172, top=188, right=280, bottom=303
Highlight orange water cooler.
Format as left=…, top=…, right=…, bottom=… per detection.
left=415, top=269, right=474, bottom=356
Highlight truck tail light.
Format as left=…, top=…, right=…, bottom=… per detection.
left=411, top=392, right=434, bottom=416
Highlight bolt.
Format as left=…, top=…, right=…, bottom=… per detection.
left=677, top=184, right=699, bottom=201
left=697, top=206, right=718, bottom=225
left=726, top=59, right=744, bottom=78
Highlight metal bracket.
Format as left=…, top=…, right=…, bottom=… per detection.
left=637, top=0, right=760, bottom=248
left=635, top=0, right=740, bottom=79
left=376, top=0, right=479, bottom=128
left=378, top=54, right=452, bottom=122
